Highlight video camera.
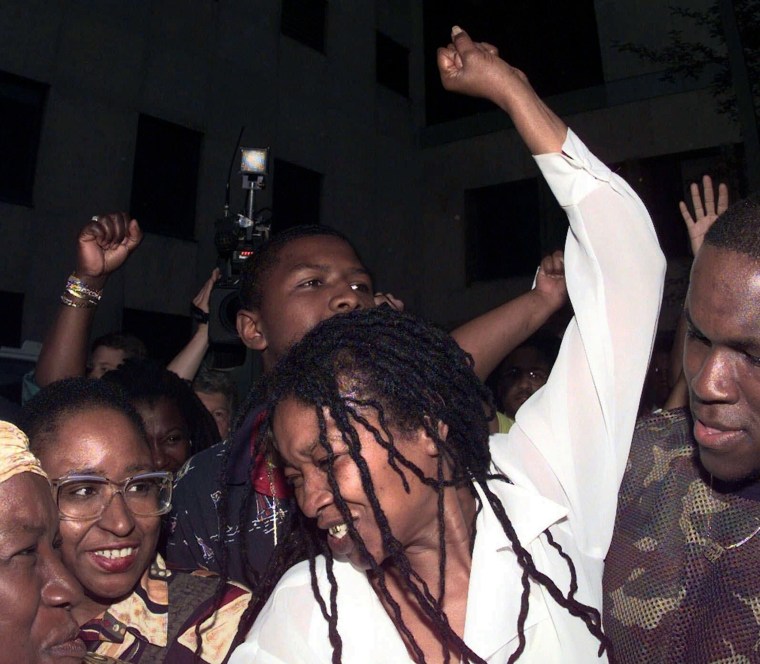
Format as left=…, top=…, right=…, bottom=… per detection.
left=208, top=146, right=271, bottom=361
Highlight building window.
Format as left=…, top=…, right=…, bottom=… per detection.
left=376, top=32, right=409, bottom=97
left=281, top=0, right=328, bottom=53
left=616, top=143, right=745, bottom=260
left=129, top=114, right=203, bottom=240
left=0, top=291, right=23, bottom=348
left=272, top=159, right=323, bottom=231
left=466, top=177, right=543, bottom=282
left=0, top=71, right=48, bottom=206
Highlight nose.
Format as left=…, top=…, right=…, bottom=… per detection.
left=329, top=284, right=363, bottom=313
left=299, top=470, right=333, bottom=519
left=514, top=373, right=534, bottom=390
left=98, top=491, right=136, bottom=536
left=151, top=442, right=169, bottom=471
left=41, top=548, right=83, bottom=609
left=690, top=347, right=738, bottom=404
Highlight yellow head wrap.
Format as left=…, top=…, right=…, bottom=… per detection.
left=0, top=421, right=48, bottom=485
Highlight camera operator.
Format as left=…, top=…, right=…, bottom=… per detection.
left=166, top=267, right=221, bottom=380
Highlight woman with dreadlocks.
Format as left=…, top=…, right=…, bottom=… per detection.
left=228, top=25, right=665, bottom=664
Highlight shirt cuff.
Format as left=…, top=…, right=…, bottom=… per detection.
left=533, top=128, right=614, bottom=207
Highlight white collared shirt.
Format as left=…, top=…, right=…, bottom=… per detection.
left=229, top=130, right=666, bottom=663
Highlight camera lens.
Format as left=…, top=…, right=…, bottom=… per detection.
left=219, top=291, right=241, bottom=334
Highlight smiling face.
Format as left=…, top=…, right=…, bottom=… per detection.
left=0, top=472, right=85, bottom=663
left=684, top=245, right=760, bottom=483
left=237, top=236, right=376, bottom=371
left=134, top=397, right=191, bottom=473
left=35, top=407, right=160, bottom=621
left=274, top=397, right=442, bottom=570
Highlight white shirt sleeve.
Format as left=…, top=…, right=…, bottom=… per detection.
left=228, top=563, right=332, bottom=664
left=495, top=128, right=666, bottom=557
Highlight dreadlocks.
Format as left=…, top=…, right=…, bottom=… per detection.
left=234, top=306, right=611, bottom=662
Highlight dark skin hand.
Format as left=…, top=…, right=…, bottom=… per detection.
left=34, top=213, right=143, bottom=388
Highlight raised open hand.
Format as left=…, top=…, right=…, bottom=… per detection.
left=679, top=175, right=729, bottom=256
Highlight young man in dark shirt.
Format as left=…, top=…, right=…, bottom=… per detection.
left=166, top=225, right=387, bottom=584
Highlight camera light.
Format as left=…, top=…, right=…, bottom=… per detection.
left=240, top=148, right=269, bottom=176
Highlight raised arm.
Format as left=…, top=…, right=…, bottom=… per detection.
left=451, top=250, right=567, bottom=382
left=439, top=27, right=666, bottom=553
left=437, top=26, right=567, bottom=154
left=34, top=213, right=142, bottom=387
left=167, top=268, right=221, bottom=381
left=666, top=175, right=729, bottom=408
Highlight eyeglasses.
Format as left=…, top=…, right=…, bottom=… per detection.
left=51, top=472, right=173, bottom=520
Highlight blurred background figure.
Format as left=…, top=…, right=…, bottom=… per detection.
left=192, top=366, right=238, bottom=441
left=103, top=358, right=220, bottom=473
left=86, top=332, right=147, bottom=379
left=489, top=333, right=560, bottom=430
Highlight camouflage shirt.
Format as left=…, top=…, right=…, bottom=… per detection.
left=604, top=408, right=760, bottom=663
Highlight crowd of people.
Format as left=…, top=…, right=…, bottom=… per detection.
left=1, top=23, right=757, bottom=664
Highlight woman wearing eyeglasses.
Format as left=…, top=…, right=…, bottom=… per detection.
left=20, top=377, right=250, bottom=663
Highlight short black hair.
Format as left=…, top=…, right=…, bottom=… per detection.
left=238, top=225, right=367, bottom=310
left=704, top=193, right=760, bottom=261
left=20, top=377, right=147, bottom=457
left=102, top=358, right=220, bottom=453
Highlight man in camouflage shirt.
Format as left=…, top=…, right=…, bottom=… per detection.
left=604, top=194, right=760, bottom=663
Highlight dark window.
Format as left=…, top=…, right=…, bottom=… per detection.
left=0, top=290, right=29, bottom=406
left=272, top=159, right=323, bottom=231
left=281, top=0, right=328, bottom=53
left=129, top=114, right=202, bottom=239
left=0, top=291, right=23, bottom=347
left=0, top=71, right=48, bottom=206
left=423, top=0, right=604, bottom=125
left=615, top=143, right=745, bottom=260
left=122, top=308, right=192, bottom=365
left=376, top=32, right=409, bottom=97
left=466, top=178, right=543, bottom=282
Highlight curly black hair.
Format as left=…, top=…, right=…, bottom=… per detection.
left=102, top=358, right=220, bottom=454
left=704, top=192, right=760, bottom=261
left=233, top=306, right=610, bottom=663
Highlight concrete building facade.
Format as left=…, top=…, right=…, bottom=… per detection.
left=0, top=0, right=743, bottom=362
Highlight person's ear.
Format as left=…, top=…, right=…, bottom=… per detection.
left=237, top=308, right=268, bottom=351
left=422, top=418, right=449, bottom=457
